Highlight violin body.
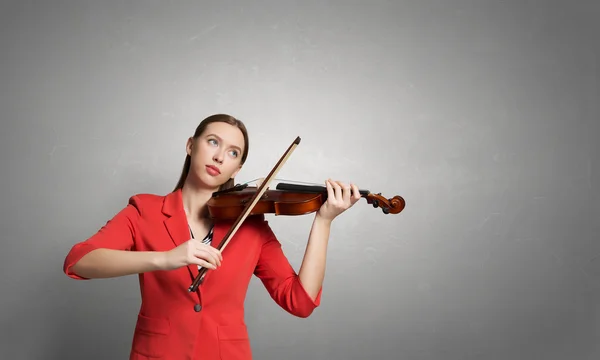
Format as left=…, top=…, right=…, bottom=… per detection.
left=207, top=186, right=322, bottom=220
left=206, top=182, right=405, bottom=221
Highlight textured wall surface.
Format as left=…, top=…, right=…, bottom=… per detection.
left=1, top=1, right=599, bottom=359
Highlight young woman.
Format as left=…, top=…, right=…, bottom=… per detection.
left=63, top=114, right=361, bottom=360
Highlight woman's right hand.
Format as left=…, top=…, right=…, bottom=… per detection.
left=162, top=239, right=223, bottom=271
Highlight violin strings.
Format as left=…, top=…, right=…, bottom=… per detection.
left=276, top=178, right=324, bottom=186
left=239, top=178, right=323, bottom=187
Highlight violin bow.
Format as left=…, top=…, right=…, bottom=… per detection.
left=188, top=136, right=302, bottom=292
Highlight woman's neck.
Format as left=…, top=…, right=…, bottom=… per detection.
left=181, top=181, right=217, bottom=223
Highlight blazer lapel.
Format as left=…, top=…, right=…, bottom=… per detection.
left=162, top=189, right=199, bottom=280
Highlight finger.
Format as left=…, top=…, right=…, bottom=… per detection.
left=205, top=245, right=223, bottom=263
left=325, top=179, right=335, bottom=201
left=195, top=249, right=219, bottom=268
left=197, top=250, right=219, bottom=266
left=200, top=260, right=217, bottom=270
left=341, top=182, right=351, bottom=203
left=331, top=179, right=342, bottom=202
left=208, top=247, right=222, bottom=266
left=192, top=252, right=217, bottom=269
left=351, top=183, right=361, bottom=201
left=205, top=250, right=221, bottom=267
left=194, top=240, right=223, bottom=263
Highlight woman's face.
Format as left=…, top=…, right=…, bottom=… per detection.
left=186, top=121, right=245, bottom=189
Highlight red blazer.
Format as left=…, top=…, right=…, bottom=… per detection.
left=63, top=189, right=322, bottom=360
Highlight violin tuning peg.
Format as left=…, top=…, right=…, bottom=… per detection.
left=382, top=207, right=390, bottom=214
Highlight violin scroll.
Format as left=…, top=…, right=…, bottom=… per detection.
left=365, top=193, right=406, bottom=214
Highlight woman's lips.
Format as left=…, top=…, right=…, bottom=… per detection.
left=206, top=165, right=221, bottom=176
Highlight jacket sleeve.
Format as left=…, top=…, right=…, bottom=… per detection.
left=253, top=218, right=322, bottom=318
left=63, top=196, right=141, bottom=280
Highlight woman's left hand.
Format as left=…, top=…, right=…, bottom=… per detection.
left=317, top=179, right=361, bottom=221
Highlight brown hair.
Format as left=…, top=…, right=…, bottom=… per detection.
left=173, top=114, right=249, bottom=192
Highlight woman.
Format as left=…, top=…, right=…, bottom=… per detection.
left=63, top=114, right=361, bottom=360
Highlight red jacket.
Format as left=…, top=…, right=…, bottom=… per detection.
left=63, top=189, right=321, bottom=360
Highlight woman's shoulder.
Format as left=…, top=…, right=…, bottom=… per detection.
left=128, top=192, right=167, bottom=203
left=121, top=191, right=177, bottom=216
left=126, top=192, right=168, bottom=205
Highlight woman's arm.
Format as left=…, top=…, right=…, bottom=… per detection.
left=297, top=214, right=332, bottom=300
left=252, top=180, right=361, bottom=317
left=64, top=200, right=141, bottom=280
left=71, top=249, right=167, bottom=279
left=64, top=195, right=222, bottom=280
left=298, top=179, right=361, bottom=299
left=69, top=238, right=222, bottom=280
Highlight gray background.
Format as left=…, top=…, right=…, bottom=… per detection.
left=1, top=1, right=599, bottom=359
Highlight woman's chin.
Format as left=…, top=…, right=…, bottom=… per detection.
left=209, top=177, right=228, bottom=188
left=189, top=174, right=222, bottom=190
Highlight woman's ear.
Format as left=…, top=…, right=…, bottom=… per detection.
left=186, top=137, right=193, bottom=156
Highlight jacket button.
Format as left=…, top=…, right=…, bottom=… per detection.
left=194, top=304, right=202, bottom=312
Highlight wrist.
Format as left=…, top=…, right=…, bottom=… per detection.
left=315, top=212, right=333, bottom=226
left=154, top=251, right=169, bottom=271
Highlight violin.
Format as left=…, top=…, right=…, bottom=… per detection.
left=206, top=181, right=405, bottom=220
left=188, top=136, right=406, bottom=293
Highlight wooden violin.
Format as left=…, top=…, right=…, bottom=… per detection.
left=188, top=136, right=406, bottom=293
left=206, top=181, right=405, bottom=220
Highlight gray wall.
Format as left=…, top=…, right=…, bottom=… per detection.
left=1, top=1, right=599, bottom=359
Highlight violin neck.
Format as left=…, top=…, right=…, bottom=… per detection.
left=275, top=182, right=369, bottom=197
